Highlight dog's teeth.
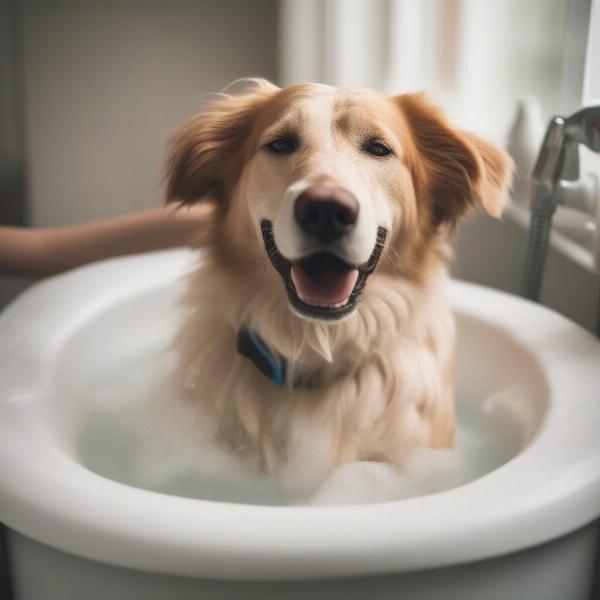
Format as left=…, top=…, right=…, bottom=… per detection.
left=329, top=300, right=347, bottom=308
left=296, top=292, right=349, bottom=309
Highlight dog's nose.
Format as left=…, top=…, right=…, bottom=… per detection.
left=294, top=186, right=359, bottom=243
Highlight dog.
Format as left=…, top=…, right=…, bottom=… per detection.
left=165, top=79, right=512, bottom=498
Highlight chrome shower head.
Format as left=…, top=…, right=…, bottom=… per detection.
left=564, top=103, right=600, bottom=152
left=560, top=103, right=600, bottom=181
left=530, top=103, right=600, bottom=205
left=523, top=102, right=600, bottom=301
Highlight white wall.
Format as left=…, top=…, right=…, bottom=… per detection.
left=0, top=0, right=278, bottom=307
left=21, top=0, right=278, bottom=226
left=4, top=1, right=598, bottom=332
left=452, top=213, right=599, bottom=333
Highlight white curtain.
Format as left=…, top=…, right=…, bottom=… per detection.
left=279, top=0, right=594, bottom=140
left=279, top=0, right=600, bottom=270
left=279, top=0, right=389, bottom=90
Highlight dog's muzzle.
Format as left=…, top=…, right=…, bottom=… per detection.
left=261, top=218, right=387, bottom=321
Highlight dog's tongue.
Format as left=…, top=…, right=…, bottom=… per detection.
left=291, top=253, right=359, bottom=308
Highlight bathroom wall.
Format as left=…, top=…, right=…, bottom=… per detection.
left=0, top=0, right=278, bottom=308
left=20, top=0, right=278, bottom=226
left=2, top=0, right=598, bottom=334
left=452, top=212, right=599, bottom=333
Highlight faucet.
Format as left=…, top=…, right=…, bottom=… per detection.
left=521, top=103, right=600, bottom=308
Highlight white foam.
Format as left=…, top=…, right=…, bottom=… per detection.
left=310, top=451, right=468, bottom=505
left=66, top=344, right=521, bottom=506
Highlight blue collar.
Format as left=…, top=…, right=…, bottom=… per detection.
left=237, top=328, right=288, bottom=386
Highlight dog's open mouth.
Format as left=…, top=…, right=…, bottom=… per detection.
left=261, top=220, right=387, bottom=320
left=291, top=253, right=358, bottom=309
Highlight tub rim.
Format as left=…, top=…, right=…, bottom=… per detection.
left=1, top=249, right=599, bottom=580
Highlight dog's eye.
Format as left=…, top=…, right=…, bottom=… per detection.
left=265, top=136, right=298, bottom=155
left=363, top=139, right=393, bottom=157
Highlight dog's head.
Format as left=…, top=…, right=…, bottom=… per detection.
left=167, top=80, right=512, bottom=322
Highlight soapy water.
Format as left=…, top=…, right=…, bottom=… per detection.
left=69, top=344, right=524, bottom=506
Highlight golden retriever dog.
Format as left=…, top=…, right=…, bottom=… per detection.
left=165, top=79, right=512, bottom=498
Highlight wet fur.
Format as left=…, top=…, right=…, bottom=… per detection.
left=166, top=80, right=512, bottom=496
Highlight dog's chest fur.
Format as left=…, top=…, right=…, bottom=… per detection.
left=172, top=257, right=456, bottom=495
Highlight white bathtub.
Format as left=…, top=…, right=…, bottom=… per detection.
left=1, top=249, right=599, bottom=600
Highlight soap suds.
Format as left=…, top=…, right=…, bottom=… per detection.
left=69, top=348, right=521, bottom=506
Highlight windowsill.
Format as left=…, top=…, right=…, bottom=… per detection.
left=504, top=201, right=596, bottom=274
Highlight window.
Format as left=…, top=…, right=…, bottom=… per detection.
left=280, top=0, right=599, bottom=273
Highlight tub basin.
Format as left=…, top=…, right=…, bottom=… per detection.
left=0, top=249, right=599, bottom=599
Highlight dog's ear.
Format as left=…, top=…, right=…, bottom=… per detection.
left=396, top=93, right=513, bottom=228
left=165, top=79, right=278, bottom=206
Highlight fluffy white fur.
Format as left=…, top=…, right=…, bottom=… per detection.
left=170, top=259, right=455, bottom=497
left=164, top=79, right=512, bottom=499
